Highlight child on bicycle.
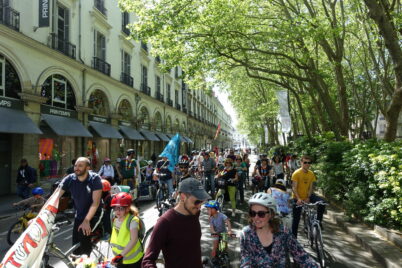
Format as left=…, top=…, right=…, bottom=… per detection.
left=110, top=192, right=144, bottom=267
left=13, top=187, right=46, bottom=214
left=205, top=200, right=232, bottom=260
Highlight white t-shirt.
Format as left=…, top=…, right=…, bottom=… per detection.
left=114, top=215, right=138, bottom=231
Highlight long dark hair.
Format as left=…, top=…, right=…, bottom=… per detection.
left=248, top=207, right=281, bottom=233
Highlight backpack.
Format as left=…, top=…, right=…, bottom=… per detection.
left=126, top=214, right=146, bottom=242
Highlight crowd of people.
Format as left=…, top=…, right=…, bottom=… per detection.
left=12, top=147, right=326, bottom=267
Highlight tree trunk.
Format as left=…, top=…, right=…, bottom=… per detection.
left=364, top=0, right=402, bottom=141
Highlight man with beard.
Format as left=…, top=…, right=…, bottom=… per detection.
left=55, top=157, right=103, bottom=255
left=142, top=178, right=211, bottom=268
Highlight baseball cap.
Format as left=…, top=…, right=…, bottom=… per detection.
left=178, top=178, right=211, bottom=201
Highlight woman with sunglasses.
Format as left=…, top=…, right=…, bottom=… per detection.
left=216, top=158, right=239, bottom=217
left=240, top=193, right=318, bottom=267
left=110, top=192, right=144, bottom=267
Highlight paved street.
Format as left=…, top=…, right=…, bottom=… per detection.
left=0, top=154, right=384, bottom=267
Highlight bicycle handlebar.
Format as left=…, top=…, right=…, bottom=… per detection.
left=211, top=233, right=237, bottom=238
left=296, top=201, right=328, bottom=208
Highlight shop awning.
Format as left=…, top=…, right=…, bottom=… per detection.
left=139, top=129, right=160, bottom=141
left=42, top=114, right=93, bottom=137
left=166, top=134, right=174, bottom=139
left=155, top=132, right=170, bottom=142
left=120, top=126, right=145, bottom=140
left=0, top=107, right=42, bottom=134
left=89, top=121, right=123, bottom=139
left=183, top=136, right=194, bottom=143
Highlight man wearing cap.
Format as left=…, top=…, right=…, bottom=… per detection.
left=142, top=178, right=211, bottom=268
left=117, top=149, right=140, bottom=189
left=98, top=157, right=115, bottom=185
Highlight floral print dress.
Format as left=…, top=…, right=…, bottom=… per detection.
left=240, top=225, right=318, bottom=268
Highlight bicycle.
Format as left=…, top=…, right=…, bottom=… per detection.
left=7, top=206, right=37, bottom=245
left=40, top=219, right=107, bottom=268
left=155, top=179, right=170, bottom=216
left=300, top=201, right=328, bottom=268
left=210, top=232, right=236, bottom=268
left=141, top=226, right=165, bottom=267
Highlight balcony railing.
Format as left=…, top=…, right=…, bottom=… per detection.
left=156, top=91, right=164, bottom=102
left=182, top=107, right=187, bottom=113
left=0, top=6, right=20, bottom=31
left=167, top=99, right=173, bottom=106
left=49, top=33, right=76, bottom=59
left=176, top=103, right=181, bottom=110
left=120, top=72, right=133, bottom=87
left=141, top=83, right=151, bottom=95
left=92, top=57, right=111, bottom=76
left=189, top=111, right=193, bottom=117
left=94, top=0, right=107, bottom=16
left=122, top=26, right=130, bottom=36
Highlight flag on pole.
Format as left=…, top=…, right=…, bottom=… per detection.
left=214, top=122, right=221, bottom=140
left=1, top=188, right=61, bottom=268
left=159, top=133, right=181, bottom=172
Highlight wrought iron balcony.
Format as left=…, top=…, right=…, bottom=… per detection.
left=140, top=83, right=151, bottom=95
left=156, top=91, right=164, bottom=102
left=176, top=103, right=181, bottom=110
left=182, top=107, right=187, bottom=113
left=120, top=72, right=133, bottom=87
left=167, top=99, right=173, bottom=106
left=92, top=57, right=111, bottom=76
left=94, top=0, right=107, bottom=16
left=49, top=34, right=76, bottom=59
left=141, top=41, right=148, bottom=52
left=0, top=6, right=20, bottom=31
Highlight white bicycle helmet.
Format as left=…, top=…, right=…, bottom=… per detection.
left=248, top=193, right=277, bottom=213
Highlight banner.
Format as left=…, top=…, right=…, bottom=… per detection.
left=159, top=133, right=181, bottom=172
left=214, top=122, right=221, bottom=140
left=39, top=0, right=50, bottom=27
left=0, top=189, right=61, bottom=268
left=276, top=90, right=291, bottom=133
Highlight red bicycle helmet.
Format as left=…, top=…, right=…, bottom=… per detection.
left=101, top=179, right=111, bottom=192
left=111, top=192, right=132, bottom=207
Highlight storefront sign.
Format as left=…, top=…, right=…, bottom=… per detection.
left=89, top=115, right=110, bottom=124
left=41, top=105, right=77, bottom=118
left=39, top=0, right=50, bottom=27
left=119, top=121, right=131, bottom=127
left=0, top=96, right=23, bottom=110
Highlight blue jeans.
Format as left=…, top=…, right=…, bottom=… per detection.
left=204, top=171, right=215, bottom=197
left=160, top=178, right=174, bottom=197
left=17, top=185, right=30, bottom=199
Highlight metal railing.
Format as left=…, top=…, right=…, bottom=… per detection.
left=176, top=103, right=181, bottom=110
left=167, top=99, right=173, bottom=106
left=94, top=0, right=107, bottom=16
left=182, top=107, right=187, bottom=113
left=0, top=6, right=20, bottom=31
left=156, top=91, right=164, bottom=102
left=92, top=57, right=111, bottom=76
left=120, top=72, right=133, bottom=87
left=141, top=42, right=148, bottom=52
left=49, top=33, right=76, bottom=59
left=141, top=83, right=151, bottom=95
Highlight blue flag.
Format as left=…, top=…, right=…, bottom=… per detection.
left=159, top=133, right=181, bottom=172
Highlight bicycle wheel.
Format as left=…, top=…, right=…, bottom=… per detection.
left=7, top=220, right=25, bottom=245
left=314, top=225, right=326, bottom=267
left=156, top=188, right=163, bottom=210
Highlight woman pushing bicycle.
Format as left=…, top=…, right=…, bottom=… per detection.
left=110, top=192, right=144, bottom=267
left=240, top=193, right=318, bottom=268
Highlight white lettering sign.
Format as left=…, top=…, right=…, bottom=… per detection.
left=42, top=0, right=49, bottom=18
left=49, top=108, right=71, bottom=117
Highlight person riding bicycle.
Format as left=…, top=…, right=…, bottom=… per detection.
left=154, top=156, right=173, bottom=197
left=142, top=178, right=211, bottom=268
left=145, top=160, right=154, bottom=181
left=54, top=157, right=103, bottom=256
left=253, top=159, right=273, bottom=192
left=13, top=187, right=45, bottom=213
left=98, top=157, right=115, bottom=185
left=118, top=149, right=140, bottom=190
left=240, top=193, right=318, bottom=268
left=205, top=200, right=232, bottom=261
left=267, top=179, right=292, bottom=229
left=110, top=192, right=144, bottom=267
left=178, top=159, right=192, bottom=182
left=216, top=158, right=238, bottom=217
left=291, top=155, right=326, bottom=238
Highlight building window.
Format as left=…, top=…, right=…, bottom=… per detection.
left=94, top=0, right=107, bottom=16
left=156, top=76, right=161, bottom=94
left=118, top=99, right=133, bottom=119
left=122, top=12, right=129, bottom=35
left=175, top=90, right=179, bottom=105
left=41, top=74, right=76, bottom=110
left=88, top=89, right=109, bottom=116
left=57, top=5, right=69, bottom=42
left=139, top=106, right=150, bottom=129
left=94, top=31, right=106, bottom=60
left=0, top=56, right=4, bottom=96
left=154, top=112, right=162, bottom=131
left=175, top=67, right=179, bottom=78
left=121, top=51, right=131, bottom=74
left=0, top=55, right=21, bottom=99
left=167, top=84, right=171, bottom=100
left=141, top=65, right=148, bottom=91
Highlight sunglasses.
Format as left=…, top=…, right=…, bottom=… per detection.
left=303, top=161, right=312, bottom=164
left=249, top=210, right=270, bottom=218
left=113, top=206, right=127, bottom=211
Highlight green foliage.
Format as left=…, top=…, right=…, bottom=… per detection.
left=290, top=137, right=402, bottom=230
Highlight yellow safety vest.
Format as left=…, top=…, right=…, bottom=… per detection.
left=110, top=214, right=144, bottom=264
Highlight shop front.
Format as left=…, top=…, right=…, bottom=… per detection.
left=88, top=115, right=123, bottom=170
left=139, top=129, right=160, bottom=159
left=119, top=121, right=146, bottom=160
left=39, top=105, right=92, bottom=179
